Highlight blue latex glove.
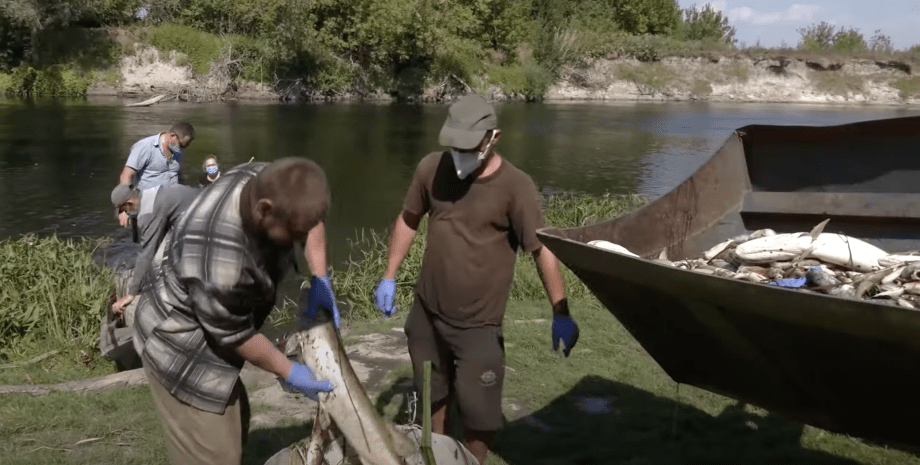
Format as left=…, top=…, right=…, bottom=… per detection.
left=285, top=363, right=335, bottom=401
left=552, top=315, right=580, bottom=357
left=305, top=275, right=341, bottom=329
left=373, top=279, right=397, bottom=317
left=769, top=277, right=807, bottom=288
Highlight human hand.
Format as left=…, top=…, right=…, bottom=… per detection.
left=118, top=211, right=130, bottom=227
left=552, top=315, right=580, bottom=357
left=112, top=294, right=135, bottom=314
left=284, top=363, right=335, bottom=401
left=373, top=279, right=397, bottom=317
left=304, top=275, right=341, bottom=329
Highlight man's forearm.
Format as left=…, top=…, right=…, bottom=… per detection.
left=384, top=213, right=418, bottom=280
left=532, top=246, right=567, bottom=314
left=305, top=221, right=328, bottom=277
left=235, top=333, right=293, bottom=379
left=119, top=166, right=136, bottom=185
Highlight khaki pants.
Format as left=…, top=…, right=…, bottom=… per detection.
left=144, top=366, right=250, bottom=465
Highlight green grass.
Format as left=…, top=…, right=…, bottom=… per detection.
left=0, top=234, right=115, bottom=362
left=892, top=77, right=920, bottom=99
left=615, top=62, right=679, bottom=95
left=809, top=70, right=866, bottom=98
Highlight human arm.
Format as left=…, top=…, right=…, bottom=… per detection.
left=373, top=211, right=421, bottom=317
left=119, top=166, right=137, bottom=185
left=303, top=221, right=341, bottom=328
left=383, top=211, right=421, bottom=281
left=234, top=333, right=334, bottom=400
left=305, top=221, right=328, bottom=277
left=532, top=246, right=567, bottom=313
left=117, top=166, right=136, bottom=228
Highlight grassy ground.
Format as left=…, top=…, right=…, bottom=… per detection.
left=3, top=297, right=920, bottom=464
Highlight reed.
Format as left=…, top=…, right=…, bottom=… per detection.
left=0, top=234, right=115, bottom=361
left=332, top=193, right=648, bottom=322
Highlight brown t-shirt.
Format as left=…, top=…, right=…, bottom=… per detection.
left=403, top=151, right=545, bottom=328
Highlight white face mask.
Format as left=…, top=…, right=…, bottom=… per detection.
left=450, top=133, right=496, bottom=179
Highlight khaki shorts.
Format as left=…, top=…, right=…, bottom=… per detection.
left=144, top=366, right=250, bottom=465
left=404, top=296, right=506, bottom=431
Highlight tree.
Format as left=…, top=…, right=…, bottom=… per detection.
left=680, top=3, right=735, bottom=44
left=612, top=0, right=681, bottom=35
left=797, top=21, right=835, bottom=51
left=797, top=22, right=867, bottom=53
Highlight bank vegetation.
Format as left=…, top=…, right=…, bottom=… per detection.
left=1, top=1, right=917, bottom=101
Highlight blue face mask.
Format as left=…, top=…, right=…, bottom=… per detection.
left=205, top=165, right=219, bottom=175
left=168, top=144, right=182, bottom=157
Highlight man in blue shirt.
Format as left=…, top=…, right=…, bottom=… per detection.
left=117, top=122, right=195, bottom=226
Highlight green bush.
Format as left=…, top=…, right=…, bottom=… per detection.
left=0, top=65, right=92, bottom=96
left=147, top=24, right=222, bottom=74
left=892, top=77, right=920, bottom=99
left=485, top=62, right=555, bottom=100
left=679, top=3, right=736, bottom=45
left=0, top=235, right=114, bottom=359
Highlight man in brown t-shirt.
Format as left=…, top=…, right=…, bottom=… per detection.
left=373, top=94, right=580, bottom=465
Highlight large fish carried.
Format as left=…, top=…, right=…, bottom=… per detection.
left=264, top=317, right=478, bottom=465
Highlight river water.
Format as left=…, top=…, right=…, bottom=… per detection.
left=0, top=96, right=917, bottom=305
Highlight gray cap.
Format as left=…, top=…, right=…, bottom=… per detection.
left=111, top=183, right=138, bottom=218
left=438, top=94, right=497, bottom=150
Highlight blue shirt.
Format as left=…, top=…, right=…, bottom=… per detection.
left=125, top=133, right=182, bottom=190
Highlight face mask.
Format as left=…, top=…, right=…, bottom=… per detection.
left=205, top=165, right=219, bottom=175
left=450, top=133, right=496, bottom=179
left=168, top=144, right=182, bottom=157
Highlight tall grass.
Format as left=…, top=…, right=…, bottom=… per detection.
left=0, top=234, right=114, bottom=361
left=332, top=193, right=647, bottom=321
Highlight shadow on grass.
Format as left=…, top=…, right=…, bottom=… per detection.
left=242, top=421, right=314, bottom=465
left=492, top=375, right=862, bottom=465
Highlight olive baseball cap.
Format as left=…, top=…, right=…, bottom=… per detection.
left=438, top=94, right=497, bottom=150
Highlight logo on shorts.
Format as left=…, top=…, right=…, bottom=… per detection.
left=480, top=370, right=497, bottom=387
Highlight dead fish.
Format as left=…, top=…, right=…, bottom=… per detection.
left=285, top=320, right=417, bottom=465
left=901, top=263, right=920, bottom=281
left=587, top=240, right=640, bottom=258
left=827, top=284, right=856, bottom=299
left=703, top=239, right=734, bottom=261
left=808, top=233, right=886, bottom=272
left=903, top=282, right=920, bottom=295
left=734, top=219, right=828, bottom=264
left=733, top=271, right=768, bottom=283
left=878, top=254, right=920, bottom=267
left=710, top=259, right=738, bottom=272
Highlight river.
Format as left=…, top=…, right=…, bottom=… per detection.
left=0, top=96, right=917, bottom=307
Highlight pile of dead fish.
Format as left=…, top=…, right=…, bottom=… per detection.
left=588, top=219, right=920, bottom=309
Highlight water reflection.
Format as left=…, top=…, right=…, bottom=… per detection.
left=0, top=97, right=917, bottom=268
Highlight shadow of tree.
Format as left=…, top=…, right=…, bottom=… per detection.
left=492, top=375, right=865, bottom=465
left=242, top=421, right=314, bottom=465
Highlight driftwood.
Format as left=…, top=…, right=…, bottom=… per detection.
left=0, top=368, right=147, bottom=396
left=126, top=94, right=167, bottom=107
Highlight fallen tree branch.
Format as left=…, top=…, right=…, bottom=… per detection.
left=126, top=94, right=167, bottom=107
left=0, top=368, right=147, bottom=396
